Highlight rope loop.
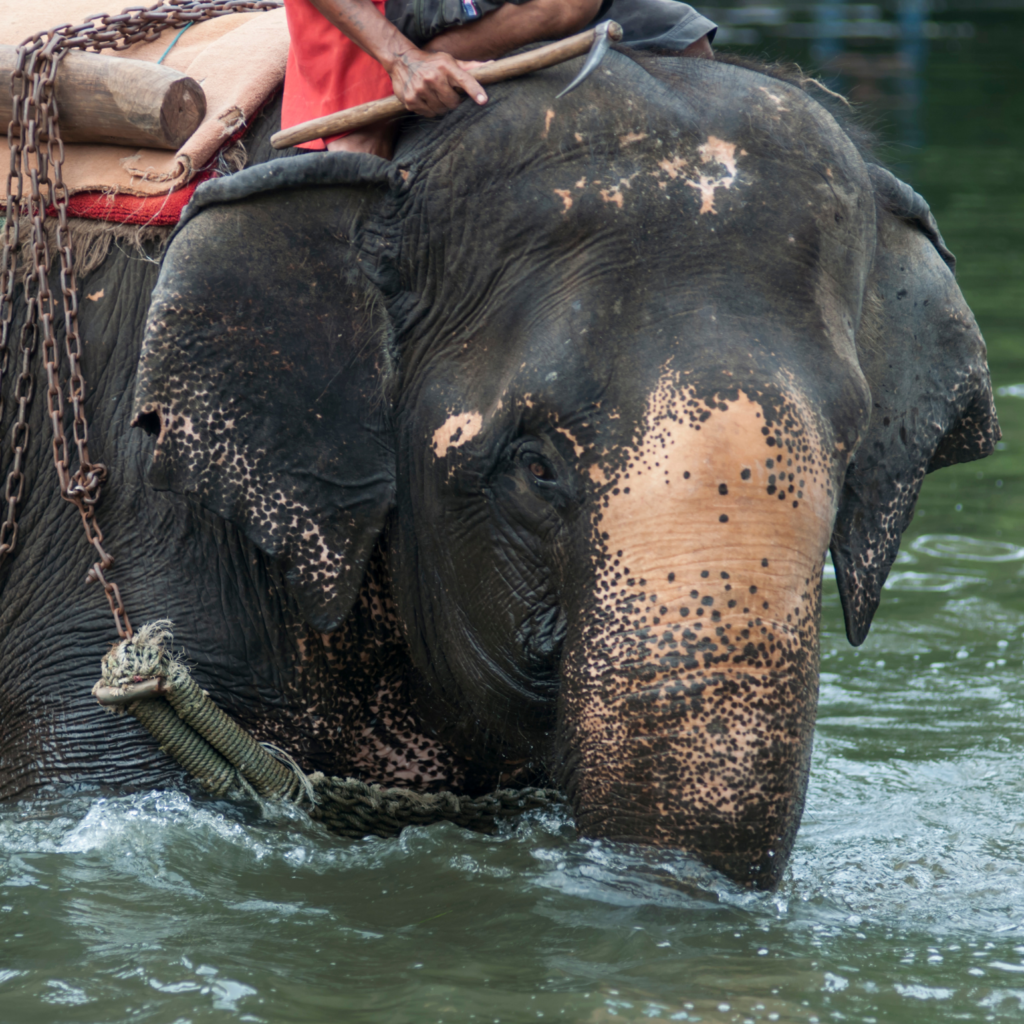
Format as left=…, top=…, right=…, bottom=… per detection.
left=95, top=622, right=564, bottom=837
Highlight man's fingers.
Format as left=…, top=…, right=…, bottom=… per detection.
left=393, top=50, right=488, bottom=116
left=423, top=55, right=486, bottom=108
left=406, top=76, right=459, bottom=116
left=424, top=75, right=462, bottom=112
left=452, top=64, right=488, bottom=105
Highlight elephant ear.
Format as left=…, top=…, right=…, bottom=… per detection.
left=830, top=164, right=1000, bottom=645
left=133, top=153, right=401, bottom=632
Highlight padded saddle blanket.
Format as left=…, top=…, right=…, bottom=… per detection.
left=0, top=1, right=289, bottom=223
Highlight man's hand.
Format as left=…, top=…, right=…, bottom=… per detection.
left=386, top=49, right=488, bottom=117
left=309, top=0, right=488, bottom=117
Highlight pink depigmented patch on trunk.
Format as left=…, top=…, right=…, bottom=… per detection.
left=561, top=371, right=840, bottom=877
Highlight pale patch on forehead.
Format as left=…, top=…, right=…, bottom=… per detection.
left=698, top=137, right=739, bottom=178
left=658, top=155, right=688, bottom=179
left=431, top=410, right=483, bottom=457
left=601, top=188, right=624, bottom=209
left=553, top=169, right=640, bottom=212
left=757, top=86, right=789, bottom=111
left=555, top=424, right=586, bottom=459
left=646, top=135, right=748, bottom=216
left=592, top=372, right=836, bottom=618
left=688, top=137, right=744, bottom=215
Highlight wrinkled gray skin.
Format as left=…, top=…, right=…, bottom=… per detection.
left=0, top=53, right=998, bottom=888
left=0, top=101, right=306, bottom=798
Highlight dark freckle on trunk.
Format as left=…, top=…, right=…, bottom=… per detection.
left=741, top=468, right=751, bottom=480
left=680, top=607, right=690, bottom=616
left=668, top=572, right=675, bottom=581
left=701, top=570, right=709, bottom=578
left=750, top=585, right=758, bottom=593
left=718, top=483, right=728, bottom=495
left=762, top=558, right=769, bottom=567
left=719, top=514, right=729, bottom=522
left=683, top=471, right=690, bottom=479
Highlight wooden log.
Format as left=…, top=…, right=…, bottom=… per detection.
left=271, top=21, right=623, bottom=149
left=0, top=45, right=206, bottom=150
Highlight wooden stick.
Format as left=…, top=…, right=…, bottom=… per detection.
left=270, top=22, right=622, bottom=150
left=0, top=45, right=206, bottom=150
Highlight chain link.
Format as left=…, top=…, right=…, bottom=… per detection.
left=0, top=1, right=282, bottom=637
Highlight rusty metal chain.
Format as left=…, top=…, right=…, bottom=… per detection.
left=0, top=1, right=283, bottom=637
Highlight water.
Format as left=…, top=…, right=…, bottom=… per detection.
left=2, top=9, right=1024, bottom=1023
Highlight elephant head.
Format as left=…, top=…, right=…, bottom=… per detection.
left=133, top=51, right=997, bottom=887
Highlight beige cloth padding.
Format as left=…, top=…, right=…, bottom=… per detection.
left=0, top=1, right=289, bottom=198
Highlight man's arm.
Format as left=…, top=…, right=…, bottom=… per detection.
left=424, top=0, right=604, bottom=62
left=309, top=0, right=603, bottom=117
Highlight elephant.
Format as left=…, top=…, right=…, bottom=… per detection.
left=0, top=49, right=998, bottom=890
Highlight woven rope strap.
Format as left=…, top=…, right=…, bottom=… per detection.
left=94, top=622, right=563, bottom=835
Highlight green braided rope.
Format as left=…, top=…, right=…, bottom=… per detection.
left=95, top=622, right=563, bottom=837
left=128, top=697, right=239, bottom=797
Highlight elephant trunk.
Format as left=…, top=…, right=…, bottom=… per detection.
left=558, top=383, right=838, bottom=888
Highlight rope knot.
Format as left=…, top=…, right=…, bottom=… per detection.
left=92, top=620, right=183, bottom=708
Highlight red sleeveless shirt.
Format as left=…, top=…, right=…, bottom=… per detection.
left=282, top=0, right=394, bottom=148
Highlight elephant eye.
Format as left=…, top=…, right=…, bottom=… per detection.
left=522, top=453, right=556, bottom=483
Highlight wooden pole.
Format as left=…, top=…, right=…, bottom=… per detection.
left=0, top=45, right=207, bottom=150
left=270, top=21, right=623, bottom=150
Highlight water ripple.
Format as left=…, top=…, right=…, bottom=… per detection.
left=911, top=533, right=1024, bottom=562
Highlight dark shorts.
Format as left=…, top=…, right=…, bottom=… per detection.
left=384, top=0, right=717, bottom=52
